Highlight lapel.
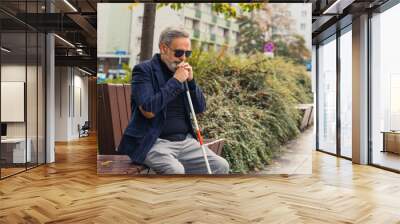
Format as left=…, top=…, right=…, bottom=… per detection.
left=150, top=54, right=167, bottom=119
left=150, top=54, right=166, bottom=89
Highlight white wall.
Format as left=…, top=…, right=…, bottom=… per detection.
left=71, top=73, right=89, bottom=138
left=1, top=65, right=33, bottom=137
left=54, top=67, right=89, bottom=141
left=55, top=66, right=69, bottom=141
left=97, top=3, right=133, bottom=56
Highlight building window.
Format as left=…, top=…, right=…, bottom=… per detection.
left=185, top=18, right=193, bottom=29
left=217, top=27, right=224, bottom=37
left=208, top=24, right=215, bottom=34
left=300, top=23, right=306, bottom=30
left=223, top=28, right=229, bottom=38
left=193, top=20, right=200, bottom=30
left=201, top=3, right=211, bottom=14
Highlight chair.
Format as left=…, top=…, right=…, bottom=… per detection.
left=78, top=121, right=90, bottom=138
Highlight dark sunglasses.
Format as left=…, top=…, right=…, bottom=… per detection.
left=169, top=47, right=192, bottom=58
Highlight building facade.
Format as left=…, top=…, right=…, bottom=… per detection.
left=97, top=3, right=240, bottom=71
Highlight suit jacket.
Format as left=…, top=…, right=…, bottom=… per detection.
left=118, top=54, right=206, bottom=164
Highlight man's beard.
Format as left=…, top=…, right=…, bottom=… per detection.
left=166, top=61, right=181, bottom=72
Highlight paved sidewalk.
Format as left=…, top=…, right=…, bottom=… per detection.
left=256, top=127, right=314, bottom=175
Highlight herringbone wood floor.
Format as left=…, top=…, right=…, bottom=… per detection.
left=1, top=135, right=400, bottom=223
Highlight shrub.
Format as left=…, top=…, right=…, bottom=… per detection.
left=189, top=51, right=312, bottom=173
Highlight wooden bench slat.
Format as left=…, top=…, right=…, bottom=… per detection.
left=97, top=139, right=225, bottom=175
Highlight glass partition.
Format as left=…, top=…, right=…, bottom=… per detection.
left=339, top=27, right=352, bottom=158
left=371, top=4, right=400, bottom=171
left=0, top=1, right=46, bottom=179
left=317, top=35, right=337, bottom=154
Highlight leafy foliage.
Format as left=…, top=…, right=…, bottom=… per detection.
left=236, top=15, right=265, bottom=55
left=157, top=3, right=263, bottom=19
left=101, top=63, right=132, bottom=84
left=188, top=51, right=312, bottom=173
left=273, top=34, right=311, bottom=65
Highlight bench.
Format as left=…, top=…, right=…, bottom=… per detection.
left=296, top=104, right=314, bottom=131
left=97, top=139, right=225, bottom=174
left=97, top=84, right=225, bottom=174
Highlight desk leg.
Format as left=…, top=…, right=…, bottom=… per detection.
left=382, top=133, right=386, bottom=153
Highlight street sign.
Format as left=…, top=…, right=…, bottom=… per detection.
left=264, top=42, right=275, bottom=53
left=306, top=60, right=312, bottom=71
left=114, top=50, right=128, bottom=55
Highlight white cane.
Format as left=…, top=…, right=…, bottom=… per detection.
left=184, top=81, right=212, bottom=174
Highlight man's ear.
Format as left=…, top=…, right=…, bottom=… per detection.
left=159, top=43, right=166, bottom=55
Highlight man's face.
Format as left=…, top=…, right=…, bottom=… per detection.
left=160, top=37, right=191, bottom=72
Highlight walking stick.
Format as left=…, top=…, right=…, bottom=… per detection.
left=184, top=81, right=212, bottom=174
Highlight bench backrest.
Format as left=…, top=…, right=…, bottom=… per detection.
left=98, top=84, right=132, bottom=155
left=97, top=84, right=225, bottom=157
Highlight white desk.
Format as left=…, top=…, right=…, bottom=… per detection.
left=1, top=138, right=31, bottom=163
left=381, top=131, right=400, bottom=154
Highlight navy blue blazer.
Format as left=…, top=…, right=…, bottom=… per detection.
left=118, top=54, right=206, bottom=164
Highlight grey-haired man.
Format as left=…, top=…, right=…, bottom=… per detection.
left=118, top=27, right=229, bottom=174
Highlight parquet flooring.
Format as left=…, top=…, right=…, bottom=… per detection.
left=1, top=134, right=400, bottom=223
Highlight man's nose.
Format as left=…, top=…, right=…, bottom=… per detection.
left=178, top=55, right=186, bottom=61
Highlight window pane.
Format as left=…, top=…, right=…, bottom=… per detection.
left=371, top=4, right=400, bottom=171
left=318, top=37, right=337, bottom=154
left=340, top=29, right=352, bottom=158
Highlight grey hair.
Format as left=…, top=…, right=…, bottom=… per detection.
left=159, top=27, right=190, bottom=47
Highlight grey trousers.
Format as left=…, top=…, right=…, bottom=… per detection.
left=143, top=134, right=230, bottom=174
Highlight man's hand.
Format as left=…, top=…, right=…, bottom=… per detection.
left=139, top=106, right=155, bottom=119
left=181, top=62, right=193, bottom=81
left=173, top=62, right=189, bottom=83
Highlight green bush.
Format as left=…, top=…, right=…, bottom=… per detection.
left=188, top=51, right=312, bottom=173
left=99, top=63, right=132, bottom=84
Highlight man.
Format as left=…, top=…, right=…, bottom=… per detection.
left=118, top=27, right=229, bottom=174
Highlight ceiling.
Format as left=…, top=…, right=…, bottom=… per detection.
left=310, top=0, right=391, bottom=43
left=0, top=0, right=394, bottom=72
left=0, top=0, right=99, bottom=73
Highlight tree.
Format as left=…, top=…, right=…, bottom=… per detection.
left=274, top=34, right=311, bottom=64
left=288, top=34, right=311, bottom=64
left=139, top=4, right=156, bottom=62
left=236, top=14, right=265, bottom=54
left=235, top=3, right=299, bottom=56
left=236, top=3, right=310, bottom=64
left=138, top=3, right=264, bottom=61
